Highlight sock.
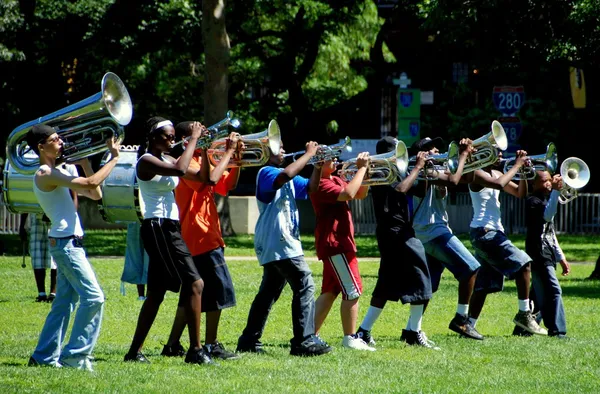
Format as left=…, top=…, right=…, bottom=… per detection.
left=360, top=306, right=383, bottom=331
left=468, top=317, right=478, bottom=328
left=38, top=292, right=47, bottom=297
left=456, top=304, right=469, bottom=317
left=518, top=299, right=530, bottom=312
left=406, top=304, right=424, bottom=332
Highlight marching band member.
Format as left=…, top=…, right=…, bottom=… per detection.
left=355, top=137, right=438, bottom=350
left=465, top=149, right=547, bottom=336
left=26, top=124, right=119, bottom=371
left=237, top=140, right=331, bottom=357
left=160, top=122, right=242, bottom=361
left=410, top=137, right=484, bottom=340
left=124, top=117, right=215, bottom=365
left=310, top=150, right=374, bottom=351
left=522, top=170, right=569, bottom=338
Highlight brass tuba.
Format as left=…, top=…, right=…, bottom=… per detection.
left=559, top=157, right=590, bottom=204
left=460, top=120, right=507, bottom=174
left=339, top=140, right=408, bottom=186
left=171, top=110, right=242, bottom=151
left=6, top=72, right=132, bottom=175
left=502, top=142, right=557, bottom=180
left=283, top=136, right=352, bottom=165
left=208, top=119, right=281, bottom=167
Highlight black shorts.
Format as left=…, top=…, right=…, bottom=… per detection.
left=373, top=234, right=432, bottom=304
left=177, top=247, right=236, bottom=311
left=141, top=218, right=201, bottom=293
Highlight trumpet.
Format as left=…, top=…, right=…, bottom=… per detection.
left=208, top=119, right=281, bottom=167
left=339, top=140, right=408, bottom=186
left=283, top=137, right=352, bottom=165
left=171, top=111, right=241, bottom=150
left=460, top=120, right=507, bottom=174
left=558, top=157, right=590, bottom=204
left=501, top=142, right=557, bottom=180
left=406, top=141, right=460, bottom=180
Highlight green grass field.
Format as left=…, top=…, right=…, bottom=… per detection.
left=0, top=235, right=599, bottom=393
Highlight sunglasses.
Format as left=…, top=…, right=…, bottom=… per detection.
left=160, top=133, right=176, bottom=142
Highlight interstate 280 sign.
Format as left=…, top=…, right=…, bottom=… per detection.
left=492, top=86, right=525, bottom=116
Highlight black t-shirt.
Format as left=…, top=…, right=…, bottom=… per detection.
left=371, top=181, right=414, bottom=240
left=525, top=192, right=557, bottom=265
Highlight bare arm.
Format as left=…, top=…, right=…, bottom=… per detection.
left=472, top=150, right=529, bottom=193
left=338, top=152, right=370, bottom=201
left=274, top=141, right=319, bottom=190
left=209, top=132, right=242, bottom=185
left=308, top=164, right=323, bottom=194
left=395, top=151, right=427, bottom=194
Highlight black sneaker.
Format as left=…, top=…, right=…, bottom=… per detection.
left=185, top=348, right=216, bottom=365
left=512, top=325, right=533, bottom=337
left=400, top=329, right=441, bottom=350
left=205, top=342, right=240, bottom=360
left=28, top=357, right=40, bottom=366
left=290, top=336, right=332, bottom=357
left=236, top=337, right=266, bottom=354
left=161, top=342, right=186, bottom=357
left=549, top=331, right=569, bottom=340
left=449, top=313, right=484, bottom=340
left=47, top=294, right=56, bottom=303
left=355, top=326, right=376, bottom=346
left=124, top=352, right=150, bottom=363
left=35, top=295, right=47, bottom=302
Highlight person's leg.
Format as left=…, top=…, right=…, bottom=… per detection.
left=314, top=293, right=337, bottom=334
left=137, top=285, right=145, bottom=298
left=238, top=263, right=287, bottom=351
left=33, top=269, right=47, bottom=298
left=184, top=279, right=204, bottom=351
left=127, top=287, right=167, bottom=357
left=532, top=264, right=567, bottom=336
left=587, top=254, right=600, bottom=279
left=49, top=269, right=57, bottom=297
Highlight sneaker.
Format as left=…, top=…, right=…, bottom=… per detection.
left=27, top=356, right=61, bottom=368
left=60, top=357, right=94, bottom=372
left=161, top=342, right=186, bottom=357
left=35, top=295, right=47, bottom=302
left=290, top=336, right=332, bottom=357
left=512, top=325, right=533, bottom=337
left=549, top=331, right=569, bottom=340
left=236, top=337, right=266, bottom=354
left=205, top=342, right=240, bottom=360
left=513, top=310, right=548, bottom=335
left=124, top=352, right=150, bottom=363
left=449, top=313, right=484, bottom=340
left=47, top=294, right=56, bottom=303
left=400, top=329, right=441, bottom=350
left=355, top=326, right=376, bottom=346
left=185, top=348, right=216, bottom=365
left=341, top=335, right=376, bottom=351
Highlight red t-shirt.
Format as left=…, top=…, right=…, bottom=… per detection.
left=310, top=175, right=357, bottom=260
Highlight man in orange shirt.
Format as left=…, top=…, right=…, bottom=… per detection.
left=161, top=121, right=242, bottom=360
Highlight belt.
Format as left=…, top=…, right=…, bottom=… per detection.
left=49, top=235, right=83, bottom=240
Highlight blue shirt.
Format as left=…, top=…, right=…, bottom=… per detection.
left=254, top=166, right=309, bottom=265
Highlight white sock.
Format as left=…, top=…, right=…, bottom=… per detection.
left=360, top=306, right=383, bottom=331
left=406, top=304, right=424, bottom=332
left=518, top=299, right=530, bottom=312
left=456, top=304, right=469, bottom=317
left=468, top=317, right=478, bottom=328
left=39, top=292, right=47, bottom=297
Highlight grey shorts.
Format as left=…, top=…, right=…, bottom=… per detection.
left=470, top=227, right=532, bottom=293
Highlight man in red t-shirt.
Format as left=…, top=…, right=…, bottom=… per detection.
left=309, top=151, right=375, bottom=351
left=161, top=121, right=243, bottom=361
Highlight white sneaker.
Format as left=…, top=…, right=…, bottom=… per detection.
left=60, top=357, right=94, bottom=372
left=341, top=335, right=376, bottom=351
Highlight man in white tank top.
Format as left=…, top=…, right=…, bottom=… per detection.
left=466, top=149, right=547, bottom=336
left=25, top=124, right=120, bottom=371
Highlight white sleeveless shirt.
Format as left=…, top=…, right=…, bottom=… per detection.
left=137, top=153, right=180, bottom=220
left=469, top=170, right=504, bottom=231
left=33, top=165, right=84, bottom=238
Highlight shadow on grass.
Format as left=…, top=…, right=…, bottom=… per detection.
left=561, top=284, right=600, bottom=299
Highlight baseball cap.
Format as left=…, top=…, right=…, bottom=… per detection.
left=26, top=124, right=56, bottom=149
left=409, top=136, right=444, bottom=156
left=376, top=136, right=398, bottom=154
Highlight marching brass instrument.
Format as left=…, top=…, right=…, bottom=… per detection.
left=407, top=141, right=460, bottom=180
left=501, top=142, right=557, bottom=180
left=6, top=72, right=132, bottom=175
left=283, top=137, right=352, bottom=165
left=339, top=140, right=408, bottom=186
left=558, top=157, right=590, bottom=204
left=460, top=120, right=507, bottom=174
left=208, top=119, right=282, bottom=167
left=171, top=111, right=242, bottom=151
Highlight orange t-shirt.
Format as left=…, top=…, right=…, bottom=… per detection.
left=175, top=155, right=231, bottom=256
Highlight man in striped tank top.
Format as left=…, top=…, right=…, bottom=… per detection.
left=466, top=149, right=547, bottom=336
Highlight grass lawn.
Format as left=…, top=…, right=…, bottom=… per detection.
left=0, top=251, right=599, bottom=393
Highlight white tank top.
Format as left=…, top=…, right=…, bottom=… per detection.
left=469, top=170, right=504, bottom=231
left=33, top=165, right=84, bottom=238
left=137, top=153, right=180, bottom=220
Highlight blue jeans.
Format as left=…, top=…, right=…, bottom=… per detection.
left=239, top=256, right=315, bottom=347
left=32, top=237, right=104, bottom=367
left=531, top=264, right=567, bottom=335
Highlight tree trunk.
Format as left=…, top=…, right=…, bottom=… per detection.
left=202, top=0, right=236, bottom=236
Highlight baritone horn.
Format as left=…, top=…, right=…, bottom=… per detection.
left=208, top=119, right=281, bottom=167
left=339, top=140, right=408, bottom=186
left=171, top=110, right=242, bottom=151
left=559, top=157, right=590, bottom=204
left=502, top=142, right=557, bottom=180
left=460, top=120, right=508, bottom=174
left=283, top=137, right=352, bottom=165
left=408, top=141, right=460, bottom=180
left=6, top=72, right=132, bottom=175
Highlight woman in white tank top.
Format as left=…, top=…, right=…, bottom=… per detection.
left=124, top=116, right=215, bottom=365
